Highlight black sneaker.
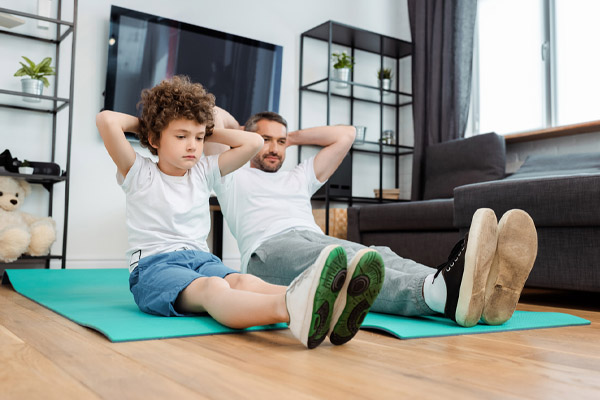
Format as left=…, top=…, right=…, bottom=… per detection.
left=433, top=208, right=498, bottom=327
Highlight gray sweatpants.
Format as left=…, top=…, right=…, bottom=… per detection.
left=247, top=230, right=436, bottom=316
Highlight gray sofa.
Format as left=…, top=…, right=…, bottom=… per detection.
left=348, top=132, right=506, bottom=268
left=348, top=141, right=600, bottom=292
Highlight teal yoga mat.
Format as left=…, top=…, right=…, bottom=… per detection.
left=3, top=268, right=286, bottom=342
left=362, top=308, right=590, bottom=339
left=3, top=268, right=590, bottom=343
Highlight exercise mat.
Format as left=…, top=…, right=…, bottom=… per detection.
left=3, top=268, right=286, bottom=343
left=362, top=309, right=590, bottom=339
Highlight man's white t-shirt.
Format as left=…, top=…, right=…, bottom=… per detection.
left=118, top=152, right=221, bottom=271
left=213, top=157, right=325, bottom=272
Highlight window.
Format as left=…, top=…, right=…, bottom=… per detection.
left=469, top=0, right=600, bottom=135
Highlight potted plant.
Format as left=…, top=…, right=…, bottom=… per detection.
left=377, top=68, right=393, bottom=91
left=18, top=160, right=34, bottom=175
left=332, top=51, right=355, bottom=88
left=14, top=56, right=55, bottom=103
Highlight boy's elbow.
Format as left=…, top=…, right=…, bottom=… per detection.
left=96, top=110, right=112, bottom=130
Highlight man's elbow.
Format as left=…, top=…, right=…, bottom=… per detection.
left=251, top=134, right=264, bottom=152
left=342, top=125, right=356, bottom=144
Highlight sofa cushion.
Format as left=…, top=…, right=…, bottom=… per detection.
left=506, top=152, right=600, bottom=180
left=423, top=132, right=506, bottom=200
left=355, top=199, right=455, bottom=232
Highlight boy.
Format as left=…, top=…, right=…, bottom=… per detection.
left=96, top=76, right=384, bottom=349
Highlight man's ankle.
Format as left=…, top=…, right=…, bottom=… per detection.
left=423, top=273, right=447, bottom=314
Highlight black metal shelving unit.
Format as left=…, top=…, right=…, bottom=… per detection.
left=298, top=21, right=413, bottom=233
left=0, top=1, right=77, bottom=269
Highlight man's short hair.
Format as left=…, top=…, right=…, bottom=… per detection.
left=137, top=75, right=215, bottom=156
left=244, top=111, right=288, bottom=133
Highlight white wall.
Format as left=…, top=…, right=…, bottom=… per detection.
left=1, top=0, right=411, bottom=269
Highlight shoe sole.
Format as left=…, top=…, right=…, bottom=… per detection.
left=482, top=209, right=537, bottom=325
left=303, top=245, right=347, bottom=349
left=455, top=208, right=498, bottom=327
left=328, top=249, right=385, bottom=345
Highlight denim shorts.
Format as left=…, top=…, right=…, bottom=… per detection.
left=129, top=250, right=238, bottom=317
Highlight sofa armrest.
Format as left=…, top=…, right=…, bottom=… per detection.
left=454, top=174, right=600, bottom=227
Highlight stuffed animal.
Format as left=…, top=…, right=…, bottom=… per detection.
left=0, top=176, right=56, bottom=262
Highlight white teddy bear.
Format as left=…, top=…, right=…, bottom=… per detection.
left=0, top=176, right=56, bottom=262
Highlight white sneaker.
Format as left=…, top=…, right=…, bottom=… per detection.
left=286, top=245, right=347, bottom=349
left=328, top=249, right=385, bottom=345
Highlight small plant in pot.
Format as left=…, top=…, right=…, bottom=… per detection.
left=331, top=51, right=355, bottom=88
left=19, top=160, right=34, bottom=175
left=14, top=56, right=55, bottom=103
left=377, top=68, right=393, bottom=91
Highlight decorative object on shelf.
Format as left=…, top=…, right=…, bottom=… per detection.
left=373, top=188, right=401, bottom=200
left=355, top=125, right=367, bottom=144
left=377, top=67, right=393, bottom=91
left=0, top=12, right=25, bottom=28
left=0, top=149, right=20, bottom=173
left=332, top=51, right=354, bottom=88
left=14, top=56, right=55, bottom=102
left=312, top=208, right=348, bottom=239
left=18, top=160, right=34, bottom=175
left=0, top=176, right=57, bottom=263
left=383, top=129, right=395, bottom=145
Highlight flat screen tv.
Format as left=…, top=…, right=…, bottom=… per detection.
left=103, top=6, right=283, bottom=135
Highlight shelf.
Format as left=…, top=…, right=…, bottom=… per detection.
left=0, top=89, right=70, bottom=113
left=299, top=20, right=413, bottom=234
left=18, top=254, right=64, bottom=260
left=0, top=169, right=67, bottom=192
left=0, top=7, right=73, bottom=44
left=1, top=2, right=76, bottom=269
left=311, top=195, right=410, bottom=203
left=302, top=20, right=412, bottom=59
left=352, top=142, right=413, bottom=156
left=303, top=78, right=412, bottom=97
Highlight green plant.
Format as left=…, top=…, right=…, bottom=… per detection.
left=377, top=68, right=393, bottom=80
left=332, top=51, right=355, bottom=69
left=14, top=56, right=55, bottom=88
left=20, top=160, right=31, bottom=167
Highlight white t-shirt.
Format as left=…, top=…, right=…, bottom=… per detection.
left=213, top=157, right=325, bottom=272
left=118, top=152, right=221, bottom=271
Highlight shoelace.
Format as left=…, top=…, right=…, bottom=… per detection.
left=432, top=235, right=467, bottom=282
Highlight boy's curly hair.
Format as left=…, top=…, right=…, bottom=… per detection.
left=137, top=75, right=215, bottom=155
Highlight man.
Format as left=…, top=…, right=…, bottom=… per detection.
left=210, top=111, right=537, bottom=328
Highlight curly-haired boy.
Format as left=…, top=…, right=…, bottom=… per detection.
left=96, top=76, right=348, bottom=349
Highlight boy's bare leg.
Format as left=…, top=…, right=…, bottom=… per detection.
left=225, top=273, right=287, bottom=295
left=175, top=277, right=289, bottom=329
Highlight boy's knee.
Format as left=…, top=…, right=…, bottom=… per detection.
left=225, top=273, right=257, bottom=290
left=192, top=276, right=230, bottom=293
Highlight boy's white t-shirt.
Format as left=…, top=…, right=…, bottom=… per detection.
left=118, top=152, right=221, bottom=271
left=213, top=157, right=325, bottom=272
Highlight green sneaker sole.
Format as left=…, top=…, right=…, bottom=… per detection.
left=330, top=250, right=385, bottom=346
left=307, top=246, right=347, bottom=349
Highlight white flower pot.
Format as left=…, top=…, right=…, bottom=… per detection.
left=379, top=78, right=391, bottom=91
left=333, top=68, right=350, bottom=88
left=21, top=78, right=44, bottom=102
left=19, top=166, right=34, bottom=174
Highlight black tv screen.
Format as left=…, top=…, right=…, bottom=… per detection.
left=103, top=6, right=282, bottom=130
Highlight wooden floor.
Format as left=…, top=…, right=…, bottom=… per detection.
left=1, top=284, right=599, bottom=400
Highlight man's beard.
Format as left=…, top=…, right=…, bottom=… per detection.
left=252, top=153, right=283, bottom=172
